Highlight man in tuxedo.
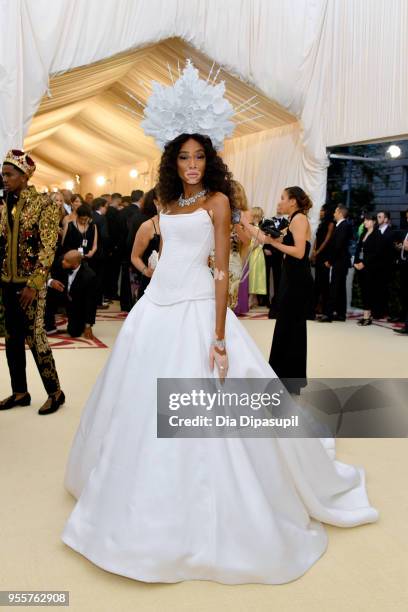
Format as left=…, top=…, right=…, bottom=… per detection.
left=118, top=190, right=144, bottom=311
left=91, top=197, right=110, bottom=308
left=45, top=250, right=97, bottom=338
left=392, top=228, right=408, bottom=333
left=264, top=202, right=289, bottom=317
left=104, top=193, right=122, bottom=300
left=61, top=189, right=73, bottom=215
left=375, top=210, right=395, bottom=319
left=320, top=204, right=352, bottom=322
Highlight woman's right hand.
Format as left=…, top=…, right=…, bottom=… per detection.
left=209, top=345, right=229, bottom=383
left=143, top=266, right=154, bottom=278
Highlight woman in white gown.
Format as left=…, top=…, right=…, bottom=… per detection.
left=62, top=63, right=378, bottom=584
left=62, top=134, right=378, bottom=585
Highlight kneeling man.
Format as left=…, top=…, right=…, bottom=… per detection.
left=46, top=250, right=97, bottom=339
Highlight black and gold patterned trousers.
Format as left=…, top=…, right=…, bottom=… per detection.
left=2, top=282, right=61, bottom=395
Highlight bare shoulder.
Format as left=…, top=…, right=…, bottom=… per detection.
left=206, top=192, right=230, bottom=223
left=139, top=218, right=154, bottom=235
left=207, top=191, right=229, bottom=210
left=291, top=212, right=311, bottom=239
left=291, top=212, right=309, bottom=227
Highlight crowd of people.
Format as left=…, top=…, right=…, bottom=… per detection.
left=36, top=187, right=162, bottom=338
left=228, top=201, right=408, bottom=335
left=1, top=178, right=407, bottom=342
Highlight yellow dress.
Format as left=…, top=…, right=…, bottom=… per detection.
left=249, top=237, right=267, bottom=295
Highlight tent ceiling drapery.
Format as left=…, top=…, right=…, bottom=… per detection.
left=25, top=38, right=297, bottom=187
left=2, top=0, right=407, bottom=220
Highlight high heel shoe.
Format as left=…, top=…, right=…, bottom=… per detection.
left=0, top=392, right=31, bottom=410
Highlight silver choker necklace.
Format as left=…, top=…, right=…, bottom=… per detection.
left=177, top=189, right=208, bottom=208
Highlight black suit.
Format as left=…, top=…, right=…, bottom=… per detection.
left=91, top=211, right=110, bottom=306
left=325, top=220, right=352, bottom=319
left=374, top=225, right=396, bottom=317
left=45, top=259, right=97, bottom=337
left=118, top=204, right=146, bottom=311
left=354, top=229, right=385, bottom=312
left=396, top=230, right=408, bottom=322
left=104, top=206, right=121, bottom=299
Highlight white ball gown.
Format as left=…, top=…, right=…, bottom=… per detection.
left=62, top=208, right=379, bottom=585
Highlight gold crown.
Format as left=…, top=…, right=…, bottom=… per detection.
left=3, top=149, right=36, bottom=178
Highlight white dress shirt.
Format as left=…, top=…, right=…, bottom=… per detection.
left=67, top=265, right=81, bottom=293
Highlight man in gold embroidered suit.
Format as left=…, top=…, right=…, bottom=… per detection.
left=0, top=149, right=65, bottom=415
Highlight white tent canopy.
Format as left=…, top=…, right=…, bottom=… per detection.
left=24, top=39, right=298, bottom=194
left=2, top=0, right=407, bottom=221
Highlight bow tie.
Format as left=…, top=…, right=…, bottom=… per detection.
left=68, top=269, right=75, bottom=276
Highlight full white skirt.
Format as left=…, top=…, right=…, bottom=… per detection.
left=62, top=295, right=378, bottom=584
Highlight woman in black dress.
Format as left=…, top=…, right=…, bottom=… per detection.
left=353, top=213, right=384, bottom=326
left=130, top=189, right=161, bottom=299
left=61, top=203, right=98, bottom=260
left=241, top=186, right=313, bottom=394
left=311, top=204, right=334, bottom=316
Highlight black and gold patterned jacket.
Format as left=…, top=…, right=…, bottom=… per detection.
left=0, top=185, right=59, bottom=290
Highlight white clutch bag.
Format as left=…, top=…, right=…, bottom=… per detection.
left=148, top=250, right=159, bottom=270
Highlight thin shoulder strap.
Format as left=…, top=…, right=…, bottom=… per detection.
left=151, top=217, right=159, bottom=234
left=290, top=209, right=302, bottom=222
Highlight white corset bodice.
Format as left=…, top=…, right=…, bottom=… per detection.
left=143, top=208, right=215, bottom=305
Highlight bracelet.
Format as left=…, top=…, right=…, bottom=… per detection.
left=212, top=338, right=226, bottom=351
left=141, top=265, right=147, bottom=275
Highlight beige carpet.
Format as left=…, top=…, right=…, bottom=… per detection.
left=0, top=312, right=407, bottom=612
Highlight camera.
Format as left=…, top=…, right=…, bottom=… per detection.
left=259, top=217, right=282, bottom=239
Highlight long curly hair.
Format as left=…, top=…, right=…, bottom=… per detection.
left=157, top=133, right=234, bottom=207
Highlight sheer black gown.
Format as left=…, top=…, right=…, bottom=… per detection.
left=269, top=210, right=314, bottom=394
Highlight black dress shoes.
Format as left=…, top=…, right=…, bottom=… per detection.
left=332, top=314, right=346, bottom=322
left=38, top=390, right=66, bottom=415
left=0, top=392, right=31, bottom=410
left=319, top=315, right=332, bottom=323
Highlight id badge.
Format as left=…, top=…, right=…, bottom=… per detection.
left=82, top=239, right=88, bottom=248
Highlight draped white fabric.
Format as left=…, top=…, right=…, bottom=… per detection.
left=1, top=0, right=407, bottom=221
left=223, top=123, right=328, bottom=224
